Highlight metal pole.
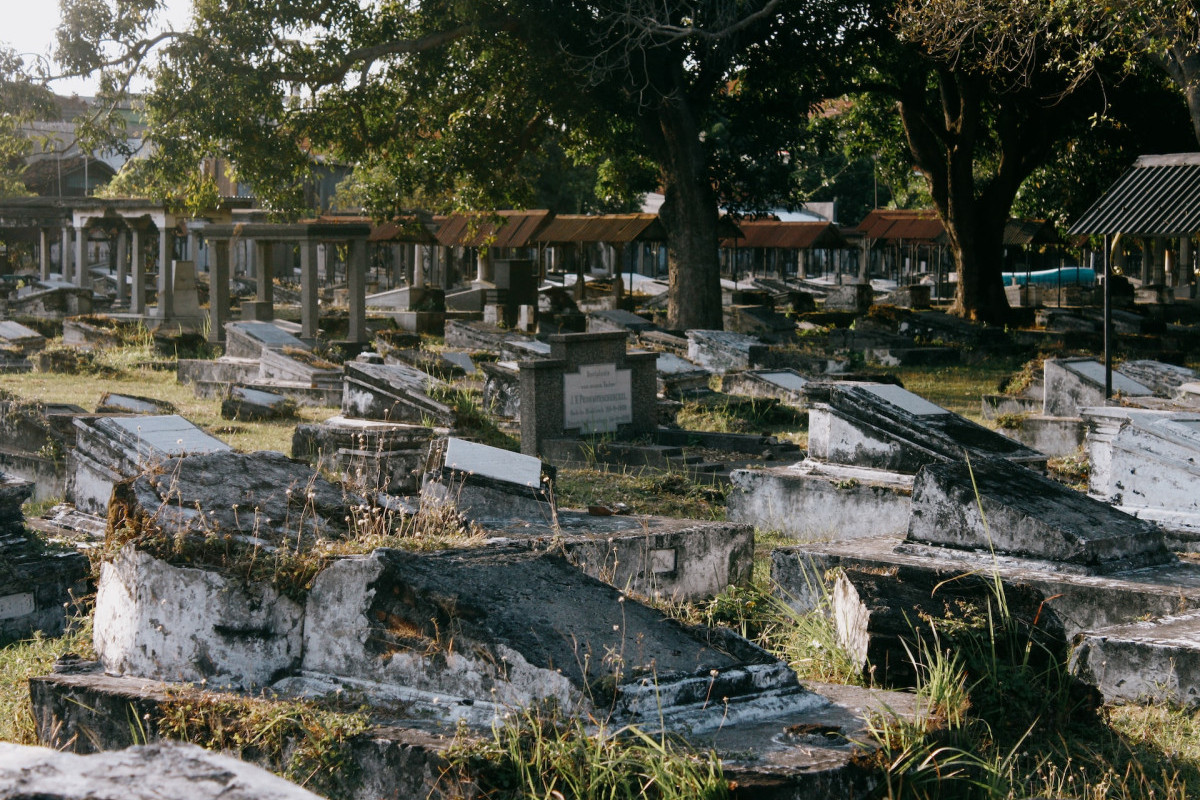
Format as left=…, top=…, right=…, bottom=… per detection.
left=1104, top=235, right=1112, bottom=401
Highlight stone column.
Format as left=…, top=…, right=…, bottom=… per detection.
left=1181, top=237, right=1194, bottom=297
left=74, top=225, right=88, bottom=289
left=475, top=249, right=487, bottom=284
left=38, top=228, right=50, bottom=280
left=60, top=227, right=72, bottom=282
left=300, top=242, right=319, bottom=340
left=131, top=227, right=146, bottom=315
left=157, top=227, right=174, bottom=320
left=187, top=230, right=199, bottom=264
left=348, top=238, right=367, bottom=344
left=209, top=238, right=230, bottom=345
left=115, top=230, right=129, bottom=306
left=1141, top=238, right=1153, bottom=284
left=255, top=241, right=274, bottom=307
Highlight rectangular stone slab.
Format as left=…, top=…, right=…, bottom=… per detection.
left=94, top=415, right=231, bottom=458
left=906, top=457, right=1172, bottom=572
left=444, top=437, right=542, bottom=488
left=805, top=381, right=1044, bottom=473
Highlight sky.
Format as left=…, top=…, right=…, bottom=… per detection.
left=2, top=0, right=193, bottom=96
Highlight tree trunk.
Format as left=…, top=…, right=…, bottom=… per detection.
left=656, top=94, right=724, bottom=331
left=944, top=209, right=1010, bottom=323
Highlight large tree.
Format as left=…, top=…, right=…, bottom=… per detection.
left=56, top=0, right=852, bottom=330
left=0, top=48, right=59, bottom=197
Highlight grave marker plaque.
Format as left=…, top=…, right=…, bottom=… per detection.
left=563, top=362, right=632, bottom=434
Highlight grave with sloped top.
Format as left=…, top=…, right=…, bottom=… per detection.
left=4, top=280, right=93, bottom=319
left=721, top=369, right=808, bottom=407
left=686, top=329, right=768, bottom=373
left=340, top=359, right=453, bottom=425
left=0, top=393, right=89, bottom=501
left=728, top=380, right=1044, bottom=541
left=220, top=385, right=296, bottom=421
left=0, top=319, right=44, bottom=371
left=654, top=351, right=712, bottom=399
left=32, top=519, right=925, bottom=798
left=1085, top=406, right=1200, bottom=549
left=95, top=392, right=175, bottom=415
left=68, top=414, right=231, bottom=515
left=586, top=308, right=656, bottom=335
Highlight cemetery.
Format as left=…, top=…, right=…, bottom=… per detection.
left=8, top=10, right=1200, bottom=795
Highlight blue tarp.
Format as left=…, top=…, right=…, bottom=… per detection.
left=1002, top=266, right=1095, bottom=286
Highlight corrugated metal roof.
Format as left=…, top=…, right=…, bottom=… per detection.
left=1069, top=154, right=1200, bottom=237
left=854, top=209, right=945, bottom=243
left=1002, top=219, right=1062, bottom=246
left=367, top=217, right=438, bottom=243
left=534, top=214, right=666, bottom=243
left=719, top=221, right=848, bottom=249
left=435, top=210, right=553, bottom=247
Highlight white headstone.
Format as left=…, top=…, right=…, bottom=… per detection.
left=563, top=362, right=633, bottom=434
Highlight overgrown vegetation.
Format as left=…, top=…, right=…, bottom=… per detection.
left=0, top=615, right=93, bottom=745
left=674, top=396, right=807, bottom=438
left=444, top=702, right=729, bottom=800
left=554, top=468, right=727, bottom=520
left=158, top=691, right=371, bottom=800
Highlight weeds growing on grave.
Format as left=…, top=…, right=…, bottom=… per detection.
left=0, top=612, right=93, bottom=745
left=555, top=466, right=728, bottom=520
left=157, top=690, right=370, bottom=800
left=444, top=701, right=729, bottom=800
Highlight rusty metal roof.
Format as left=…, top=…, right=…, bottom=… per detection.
left=719, top=221, right=848, bottom=249
left=855, top=209, right=946, bottom=243
left=1069, top=153, right=1200, bottom=237
left=435, top=210, right=553, bottom=247
left=534, top=213, right=666, bottom=243
left=367, top=217, right=438, bottom=243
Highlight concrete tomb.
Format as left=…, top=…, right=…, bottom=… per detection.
left=0, top=319, right=45, bottom=370
left=0, top=472, right=89, bottom=643
left=95, top=392, right=175, bottom=415
left=425, top=436, right=554, bottom=525
left=728, top=380, right=1044, bottom=542
left=586, top=308, right=656, bottom=335
left=220, top=385, right=296, bottom=422
left=686, top=329, right=768, bottom=373
left=1043, top=357, right=1153, bottom=417
left=341, top=358, right=454, bottom=426
left=654, top=351, right=712, bottom=399
left=1085, top=406, right=1200, bottom=548
left=68, top=414, right=231, bottom=515
left=520, top=331, right=657, bottom=457
left=721, top=369, right=809, bottom=407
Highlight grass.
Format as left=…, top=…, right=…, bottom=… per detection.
left=554, top=467, right=728, bottom=520
left=0, top=615, right=94, bottom=745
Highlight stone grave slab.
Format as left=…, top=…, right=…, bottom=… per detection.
left=300, top=546, right=813, bottom=731
left=220, top=385, right=296, bottom=421
left=502, top=337, right=552, bottom=361
left=724, top=304, right=797, bottom=339
left=441, top=350, right=477, bottom=375
left=95, top=392, right=175, bottom=415
left=0, top=742, right=326, bottom=800
left=425, top=437, right=553, bottom=523
left=903, top=457, right=1172, bottom=574
left=1085, top=407, right=1200, bottom=546
left=586, top=308, right=656, bottom=334
left=444, top=319, right=539, bottom=355
left=292, top=416, right=435, bottom=494
left=1043, top=357, right=1153, bottom=417
left=223, top=321, right=309, bottom=359
left=822, top=283, right=873, bottom=313
left=686, top=329, right=768, bottom=372
left=1070, top=610, right=1200, bottom=708
left=257, top=347, right=342, bottom=389
left=722, top=369, right=809, bottom=407
left=1117, top=359, right=1196, bottom=395
left=0, top=473, right=89, bottom=643
left=69, top=415, right=231, bottom=515
left=0, top=319, right=45, bottom=353
left=805, top=381, right=1045, bottom=473
left=6, top=285, right=92, bottom=319
left=655, top=351, right=711, bottom=399
left=341, top=360, right=453, bottom=425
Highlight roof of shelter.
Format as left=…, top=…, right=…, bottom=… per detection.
left=534, top=213, right=666, bottom=243
left=1003, top=218, right=1063, bottom=246
left=1069, top=153, right=1200, bottom=237
left=855, top=209, right=946, bottom=243
left=719, top=220, right=848, bottom=249
left=435, top=210, right=553, bottom=247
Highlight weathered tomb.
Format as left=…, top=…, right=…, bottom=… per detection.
left=727, top=380, right=1045, bottom=541
left=425, top=436, right=554, bottom=523
left=586, top=307, right=656, bottom=335
left=95, top=392, right=175, bottom=415
left=481, top=360, right=521, bottom=419
left=223, top=320, right=309, bottom=359
left=822, top=283, right=873, bottom=313
left=1085, top=406, right=1200, bottom=548
left=721, top=368, right=808, bottom=407
left=0, top=742, right=326, bottom=800
left=0, top=319, right=44, bottom=371
left=220, top=385, right=296, bottom=421
left=68, top=414, right=232, bottom=515
left=4, top=279, right=93, bottom=319
left=341, top=358, right=454, bottom=425
left=771, top=454, right=1200, bottom=703
left=654, top=351, right=712, bottom=399
left=0, top=472, right=89, bottom=642
left=0, top=393, right=88, bottom=501
left=1043, top=357, right=1153, bottom=417
left=686, top=329, right=768, bottom=373
left=520, top=331, right=657, bottom=457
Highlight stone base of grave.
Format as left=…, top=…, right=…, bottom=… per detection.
left=488, top=511, right=755, bottom=602
left=292, top=417, right=435, bottom=494
left=0, top=449, right=65, bottom=503
left=987, top=414, right=1087, bottom=458
left=727, top=462, right=913, bottom=542
left=771, top=536, right=1200, bottom=686
left=1070, top=611, right=1200, bottom=708
left=30, top=667, right=916, bottom=800
left=980, top=393, right=1041, bottom=421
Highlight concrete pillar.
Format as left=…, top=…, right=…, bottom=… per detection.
left=317, top=244, right=328, bottom=283
left=1141, top=239, right=1153, bottom=284
left=131, top=228, right=146, bottom=315
left=60, top=227, right=72, bottom=282
left=300, top=242, right=319, bottom=340
left=1181, top=237, right=1193, bottom=295
left=412, top=244, right=425, bottom=288
left=348, top=238, right=367, bottom=344
left=115, top=230, right=129, bottom=306
left=255, top=241, right=274, bottom=306
left=74, top=226, right=88, bottom=289
left=38, top=228, right=49, bottom=281
left=209, top=239, right=230, bottom=345
left=157, top=227, right=173, bottom=320
left=475, top=249, right=487, bottom=284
